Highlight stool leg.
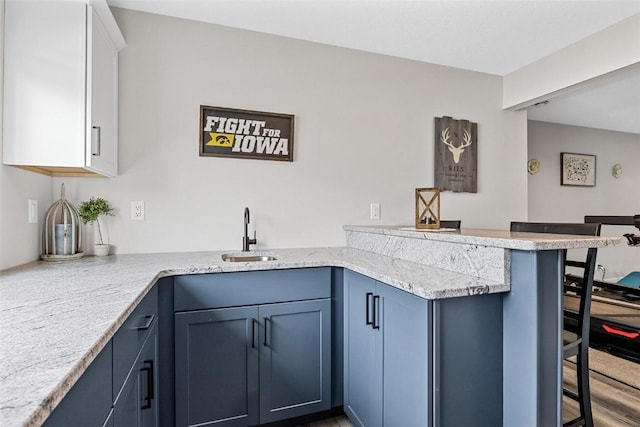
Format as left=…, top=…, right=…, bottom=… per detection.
left=576, top=345, right=593, bottom=427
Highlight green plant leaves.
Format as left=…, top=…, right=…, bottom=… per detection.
left=78, top=197, right=114, bottom=224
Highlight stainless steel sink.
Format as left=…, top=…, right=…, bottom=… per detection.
left=221, top=254, right=279, bottom=262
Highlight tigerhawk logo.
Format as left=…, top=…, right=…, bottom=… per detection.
left=203, top=116, right=289, bottom=156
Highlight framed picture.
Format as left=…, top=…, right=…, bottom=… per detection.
left=561, top=152, right=596, bottom=187
left=199, top=105, right=294, bottom=162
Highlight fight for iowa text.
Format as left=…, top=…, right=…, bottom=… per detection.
left=203, top=116, right=289, bottom=156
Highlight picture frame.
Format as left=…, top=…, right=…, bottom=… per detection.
left=561, top=152, right=596, bottom=187
left=199, top=105, right=294, bottom=162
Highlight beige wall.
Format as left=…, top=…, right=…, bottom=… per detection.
left=3, top=7, right=528, bottom=267
left=528, top=120, right=640, bottom=279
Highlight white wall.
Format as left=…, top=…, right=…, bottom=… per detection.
left=63, top=7, right=527, bottom=256
left=0, top=0, right=53, bottom=270
left=528, top=120, right=640, bottom=279
left=7, top=7, right=527, bottom=264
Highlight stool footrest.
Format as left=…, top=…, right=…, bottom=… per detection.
left=563, top=416, right=587, bottom=427
left=563, top=387, right=580, bottom=401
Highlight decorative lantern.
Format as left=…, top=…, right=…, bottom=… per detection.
left=415, top=188, right=441, bottom=229
left=41, top=184, right=83, bottom=261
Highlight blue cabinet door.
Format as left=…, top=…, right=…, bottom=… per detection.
left=175, top=306, right=259, bottom=427
left=377, top=282, right=431, bottom=427
left=113, top=322, right=159, bottom=427
left=343, top=270, right=381, bottom=427
left=259, top=299, right=332, bottom=424
left=343, top=270, right=432, bottom=427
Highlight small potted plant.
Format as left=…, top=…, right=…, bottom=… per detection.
left=78, top=197, right=114, bottom=256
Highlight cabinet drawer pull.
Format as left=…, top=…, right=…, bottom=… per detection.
left=91, top=126, right=101, bottom=156
left=366, top=292, right=373, bottom=326
left=264, top=317, right=270, bottom=347
left=141, top=360, right=154, bottom=410
left=373, top=295, right=380, bottom=330
left=251, top=318, right=258, bottom=348
left=136, top=315, right=155, bottom=330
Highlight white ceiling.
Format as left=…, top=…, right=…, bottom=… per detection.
left=107, top=0, right=640, bottom=134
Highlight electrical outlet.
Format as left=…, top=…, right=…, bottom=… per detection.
left=131, top=201, right=145, bottom=220
left=28, top=200, right=38, bottom=223
left=370, top=203, right=380, bottom=220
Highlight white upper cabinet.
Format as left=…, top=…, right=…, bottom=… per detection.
left=3, top=0, right=125, bottom=177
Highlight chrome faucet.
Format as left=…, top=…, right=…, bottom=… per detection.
left=242, top=207, right=257, bottom=252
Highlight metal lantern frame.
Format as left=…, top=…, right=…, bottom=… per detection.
left=41, top=184, right=84, bottom=261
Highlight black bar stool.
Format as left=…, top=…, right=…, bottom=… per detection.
left=440, top=220, right=461, bottom=229
left=510, top=222, right=600, bottom=427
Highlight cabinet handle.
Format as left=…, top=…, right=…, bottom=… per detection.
left=366, top=292, right=373, bottom=326
left=91, top=126, right=101, bottom=156
left=264, top=317, right=270, bottom=347
left=136, top=315, right=154, bottom=330
left=251, top=318, right=257, bottom=348
left=373, top=295, right=380, bottom=330
left=141, top=360, right=154, bottom=410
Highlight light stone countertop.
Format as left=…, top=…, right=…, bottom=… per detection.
left=0, top=246, right=505, bottom=427
left=0, top=226, right=620, bottom=426
left=344, top=225, right=622, bottom=250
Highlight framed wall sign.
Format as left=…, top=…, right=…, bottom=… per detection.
left=434, top=116, right=478, bottom=193
left=199, top=105, right=294, bottom=162
left=561, top=152, right=596, bottom=187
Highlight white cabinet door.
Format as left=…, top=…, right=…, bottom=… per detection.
left=86, top=8, right=119, bottom=176
left=3, top=1, right=86, bottom=168
left=2, top=1, right=122, bottom=177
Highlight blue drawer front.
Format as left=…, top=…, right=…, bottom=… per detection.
left=112, top=285, right=158, bottom=401
left=174, top=267, right=332, bottom=312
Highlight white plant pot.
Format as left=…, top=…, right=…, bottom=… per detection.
left=94, top=244, right=110, bottom=256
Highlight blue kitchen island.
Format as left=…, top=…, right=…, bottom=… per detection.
left=0, top=226, right=618, bottom=426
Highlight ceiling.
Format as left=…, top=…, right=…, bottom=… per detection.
left=107, top=0, right=640, bottom=134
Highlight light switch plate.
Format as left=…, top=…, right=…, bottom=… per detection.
left=370, top=203, right=380, bottom=220
left=28, top=200, right=38, bottom=223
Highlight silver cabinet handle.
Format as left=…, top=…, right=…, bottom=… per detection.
left=92, top=126, right=101, bottom=156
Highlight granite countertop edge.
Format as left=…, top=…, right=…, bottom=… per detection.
left=343, top=225, right=622, bottom=250
left=0, top=245, right=508, bottom=427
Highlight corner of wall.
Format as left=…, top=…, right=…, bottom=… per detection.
left=503, top=14, right=640, bottom=110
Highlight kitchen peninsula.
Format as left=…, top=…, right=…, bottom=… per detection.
left=0, top=226, right=619, bottom=427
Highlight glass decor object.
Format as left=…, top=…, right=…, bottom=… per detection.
left=415, top=188, right=440, bottom=229
left=41, top=184, right=83, bottom=261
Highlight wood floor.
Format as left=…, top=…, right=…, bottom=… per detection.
left=563, top=348, right=640, bottom=426
left=301, top=348, right=640, bottom=427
